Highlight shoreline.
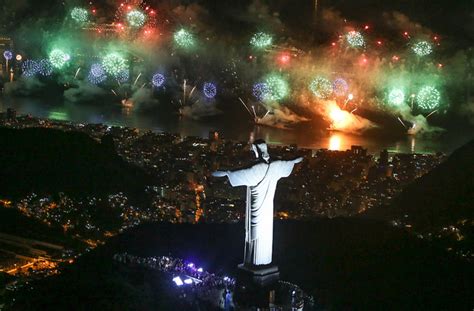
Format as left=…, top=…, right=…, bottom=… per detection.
left=0, top=112, right=448, bottom=157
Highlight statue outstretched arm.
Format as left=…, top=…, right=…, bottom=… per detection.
left=292, top=156, right=304, bottom=164
left=212, top=170, right=229, bottom=178
left=213, top=164, right=267, bottom=187
left=276, top=157, right=303, bottom=179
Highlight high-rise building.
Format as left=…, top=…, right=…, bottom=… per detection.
left=209, top=131, right=220, bottom=152
left=6, top=108, right=16, bottom=120
left=351, top=145, right=367, bottom=156
left=209, top=130, right=219, bottom=141
left=380, top=149, right=389, bottom=167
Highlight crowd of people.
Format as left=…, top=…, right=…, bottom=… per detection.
left=113, top=252, right=236, bottom=308
left=114, top=252, right=235, bottom=288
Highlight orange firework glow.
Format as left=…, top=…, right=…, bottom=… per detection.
left=326, top=102, right=356, bottom=131
left=328, top=134, right=342, bottom=150
left=330, top=106, right=346, bottom=124
left=320, top=101, right=374, bottom=132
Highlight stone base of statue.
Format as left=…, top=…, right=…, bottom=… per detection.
left=234, top=268, right=313, bottom=310
left=234, top=264, right=279, bottom=308
left=237, top=263, right=280, bottom=286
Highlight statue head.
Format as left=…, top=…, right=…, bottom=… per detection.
left=252, top=139, right=270, bottom=163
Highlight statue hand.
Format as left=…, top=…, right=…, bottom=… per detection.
left=212, top=171, right=228, bottom=177
left=292, top=156, right=303, bottom=164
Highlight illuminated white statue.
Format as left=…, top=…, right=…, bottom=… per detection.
left=213, top=140, right=303, bottom=266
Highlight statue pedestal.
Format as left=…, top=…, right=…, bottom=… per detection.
left=237, top=263, right=280, bottom=286
left=235, top=265, right=311, bottom=309
left=234, top=276, right=312, bottom=310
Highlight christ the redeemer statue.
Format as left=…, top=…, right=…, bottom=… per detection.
left=213, top=140, right=303, bottom=268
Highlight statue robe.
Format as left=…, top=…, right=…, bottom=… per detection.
left=227, top=160, right=296, bottom=265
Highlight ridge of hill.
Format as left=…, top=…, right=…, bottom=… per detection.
left=0, top=127, right=152, bottom=199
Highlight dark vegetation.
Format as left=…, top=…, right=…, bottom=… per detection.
left=0, top=127, right=152, bottom=199
left=366, top=139, right=474, bottom=232
left=0, top=207, right=81, bottom=249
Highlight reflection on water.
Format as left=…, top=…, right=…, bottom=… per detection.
left=325, top=132, right=419, bottom=154
left=321, top=132, right=428, bottom=155
left=0, top=96, right=471, bottom=155
left=48, top=109, right=69, bottom=121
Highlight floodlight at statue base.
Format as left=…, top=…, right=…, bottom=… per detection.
left=237, top=263, right=280, bottom=286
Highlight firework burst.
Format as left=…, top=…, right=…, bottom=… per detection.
left=127, top=10, right=146, bottom=28
left=263, top=74, right=289, bottom=102
left=346, top=31, right=364, bottom=48
left=174, top=29, right=195, bottom=49
left=203, top=82, right=217, bottom=99
left=417, top=86, right=440, bottom=110
left=309, top=77, right=333, bottom=99
left=412, top=41, right=433, bottom=57
left=49, top=49, right=70, bottom=69
left=102, top=53, right=128, bottom=77
left=21, top=60, right=40, bottom=77
left=332, top=78, right=349, bottom=97
left=152, top=73, right=165, bottom=87
left=70, top=7, right=89, bottom=24
left=253, top=82, right=269, bottom=101
left=38, top=59, right=53, bottom=76
left=250, top=32, right=273, bottom=49
left=387, top=88, right=405, bottom=106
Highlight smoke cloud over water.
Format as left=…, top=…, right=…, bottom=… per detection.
left=129, top=88, right=159, bottom=111
left=181, top=101, right=222, bottom=120
left=64, top=81, right=107, bottom=103
left=4, top=77, right=45, bottom=96
left=258, top=107, right=308, bottom=129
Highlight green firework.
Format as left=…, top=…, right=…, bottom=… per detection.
left=412, top=41, right=433, bottom=57
left=250, top=32, right=273, bottom=49
left=71, top=7, right=89, bottom=24
left=263, top=74, right=289, bottom=101
left=346, top=31, right=364, bottom=48
left=102, top=53, right=127, bottom=77
left=174, top=29, right=195, bottom=49
left=309, top=77, right=333, bottom=99
left=417, top=86, right=440, bottom=110
left=127, top=10, right=146, bottom=28
left=387, top=88, right=405, bottom=106
left=49, top=49, right=70, bottom=69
